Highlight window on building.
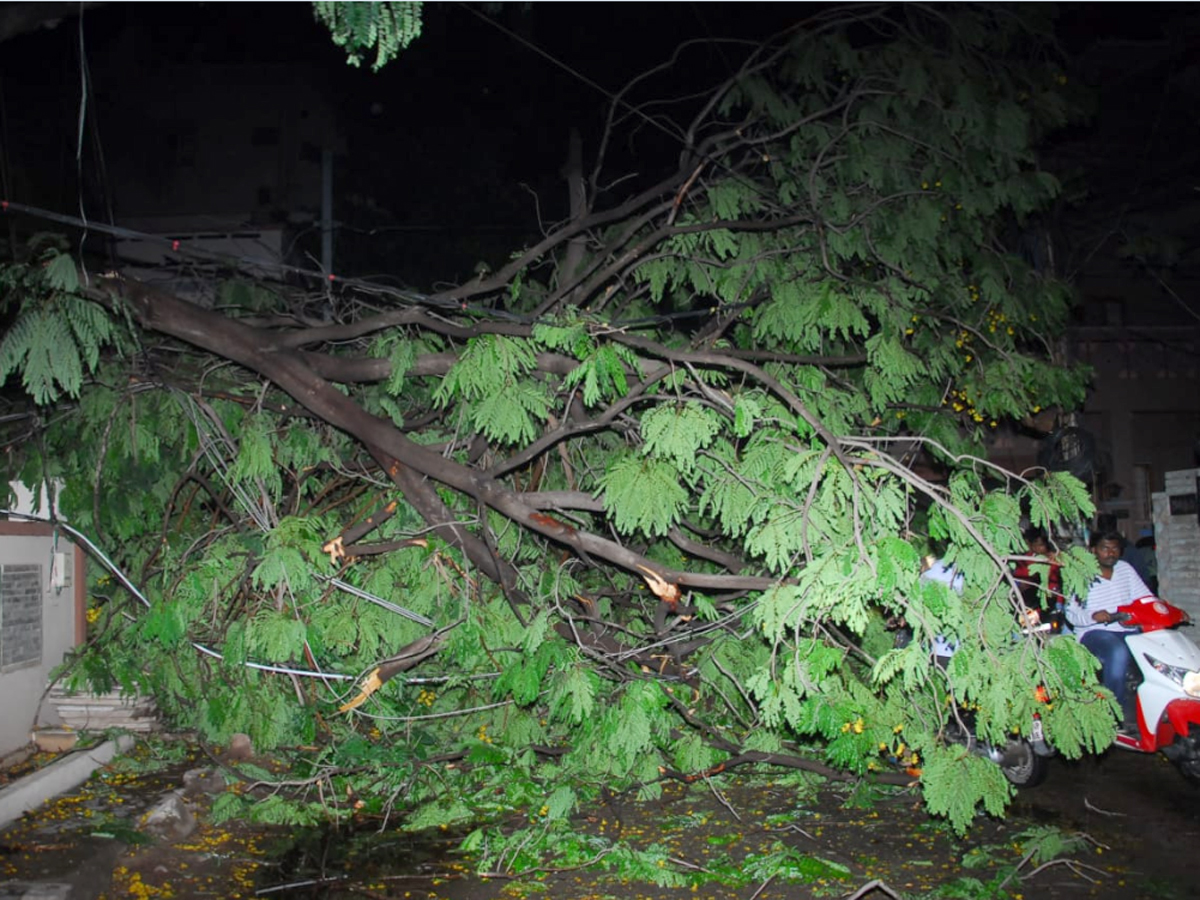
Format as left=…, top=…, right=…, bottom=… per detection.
left=0, top=564, right=42, bottom=671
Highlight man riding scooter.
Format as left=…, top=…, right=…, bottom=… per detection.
left=1065, top=530, right=1177, bottom=734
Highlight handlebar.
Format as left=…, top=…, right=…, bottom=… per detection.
left=1109, top=598, right=1192, bottom=632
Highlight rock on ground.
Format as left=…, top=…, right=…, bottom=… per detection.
left=139, top=790, right=196, bottom=843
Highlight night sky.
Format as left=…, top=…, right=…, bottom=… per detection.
left=0, top=3, right=1196, bottom=292
left=0, top=4, right=811, bottom=284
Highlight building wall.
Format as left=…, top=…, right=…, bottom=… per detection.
left=1073, top=322, right=1200, bottom=543
left=0, top=523, right=85, bottom=757
left=1153, top=468, right=1200, bottom=624
left=100, top=64, right=340, bottom=222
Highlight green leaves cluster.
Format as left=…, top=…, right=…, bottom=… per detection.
left=0, top=250, right=120, bottom=403
left=0, top=2, right=1118, bottom=868
left=434, top=334, right=549, bottom=445
left=313, top=1, right=423, bottom=71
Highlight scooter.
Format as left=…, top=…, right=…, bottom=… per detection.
left=890, top=612, right=1055, bottom=788
left=1109, top=596, right=1200, bottom=783
left=947, top=709, right=1053, bottom=788
left=923, top=597, right=1200, bottom=789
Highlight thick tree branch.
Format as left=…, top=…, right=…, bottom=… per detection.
left=97, top=277, right=782, bottom=595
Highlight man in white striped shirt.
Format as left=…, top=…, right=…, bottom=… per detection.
left=1066, top=530, right=1154, bottom=731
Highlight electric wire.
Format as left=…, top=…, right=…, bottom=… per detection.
left=327, top=577, right=433, bottom=627
left=74, top=9, right=90, bottom=280
left=0, top=197, right=748, bottom=331
left=0, top=508, right=357, bottom=681
left=0, top=504, right=485, bottom=693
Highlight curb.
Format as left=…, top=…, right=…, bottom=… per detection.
left=0, top=734, right=137, bottom=831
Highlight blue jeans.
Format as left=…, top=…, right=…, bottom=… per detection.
left=1081, top=629, right=1136, bottom=722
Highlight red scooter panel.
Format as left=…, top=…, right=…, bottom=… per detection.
left=1116, top=597, right=1189, bottom=633
left=1162, top=697, right=1200, bottom=740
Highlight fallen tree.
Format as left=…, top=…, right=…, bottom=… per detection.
left=1, top=4, right=1109, bottom=854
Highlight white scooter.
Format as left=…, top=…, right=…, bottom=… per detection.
left=1109, top=596, right=1200, bottom=782
left=991, top=596, right=1200, bottom=788
left=906, top=596, right=1200, bottom=788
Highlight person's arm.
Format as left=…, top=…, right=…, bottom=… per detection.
left=1064, top=594, right=1091, bottom=629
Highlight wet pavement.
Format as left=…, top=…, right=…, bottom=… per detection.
left=1, top=736, right=1197, bottom=900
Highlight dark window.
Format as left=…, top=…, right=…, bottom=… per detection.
left=251, top=126, right=281, bottom=147
left=257, top=186, right=273, bottom=206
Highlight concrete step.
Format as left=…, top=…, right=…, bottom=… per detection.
left=46, top=689, right=158, bottom=733
left=0, top=883, right=73, bottom=899
left=0, top=735, right=136, bottom=831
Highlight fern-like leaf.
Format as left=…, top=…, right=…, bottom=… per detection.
left=640, top=402, right=722, bottom=475
left=599, top=454, right=688, bottom=537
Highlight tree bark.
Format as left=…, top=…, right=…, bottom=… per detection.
left=98, top=277, right=780, bottom=595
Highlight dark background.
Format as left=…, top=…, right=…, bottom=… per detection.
left=0, top=3, right=817, bottom=285
left=1, top=2, right=1199, bottom=526
left=0, top=2, right=1193, bottom=290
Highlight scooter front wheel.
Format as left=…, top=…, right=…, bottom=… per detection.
left=1166, top=724, right=1200, bottom=785
left=999, top=739, right=1047, bottom=788
left=1176, top=758, right=1200, bottom=785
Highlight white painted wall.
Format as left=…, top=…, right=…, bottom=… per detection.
left=6, top=480, right=60, bottom=518
left=0, top=528, right=82, bottom=757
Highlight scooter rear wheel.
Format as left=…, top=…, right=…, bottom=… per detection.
left=1000, top=739, right=1047, bottom=788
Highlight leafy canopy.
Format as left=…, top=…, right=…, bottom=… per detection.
left=1, top=4, right=1105, bottom=867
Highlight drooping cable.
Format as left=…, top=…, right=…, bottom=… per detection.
left=74, top=8, right=90, bottom=282
left=0, top=507, right=354, bottom=680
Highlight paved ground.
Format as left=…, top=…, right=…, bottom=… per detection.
left=1, top=739, right=1197, bottom=899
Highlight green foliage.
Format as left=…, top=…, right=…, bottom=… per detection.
left=548, top=662, right=597, bottom=724
left=563, top=344, right=634, bottom=407
left=245, top=793, right=324, bottom=826
left=600, top=454, right=688, bottom=537
left=0, top=4, right=1110, bottom=873
left=944, top=825, right=1088, bottom=899
left=641, top=403, right=722, bottom=476
left=434, top=334, right=549, bottom=444
left=209, top=791, right=248, bottom=825
left=313, top=1, right=423, bottom=71
left=0, top=249, right=120, bottom=403
left=921, top=745, right=1011, bottom=834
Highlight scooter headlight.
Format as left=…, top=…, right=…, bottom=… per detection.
left=1144, top=654, right=1200, bottom=698
left=1185, top=671, right=1200, bottom=700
